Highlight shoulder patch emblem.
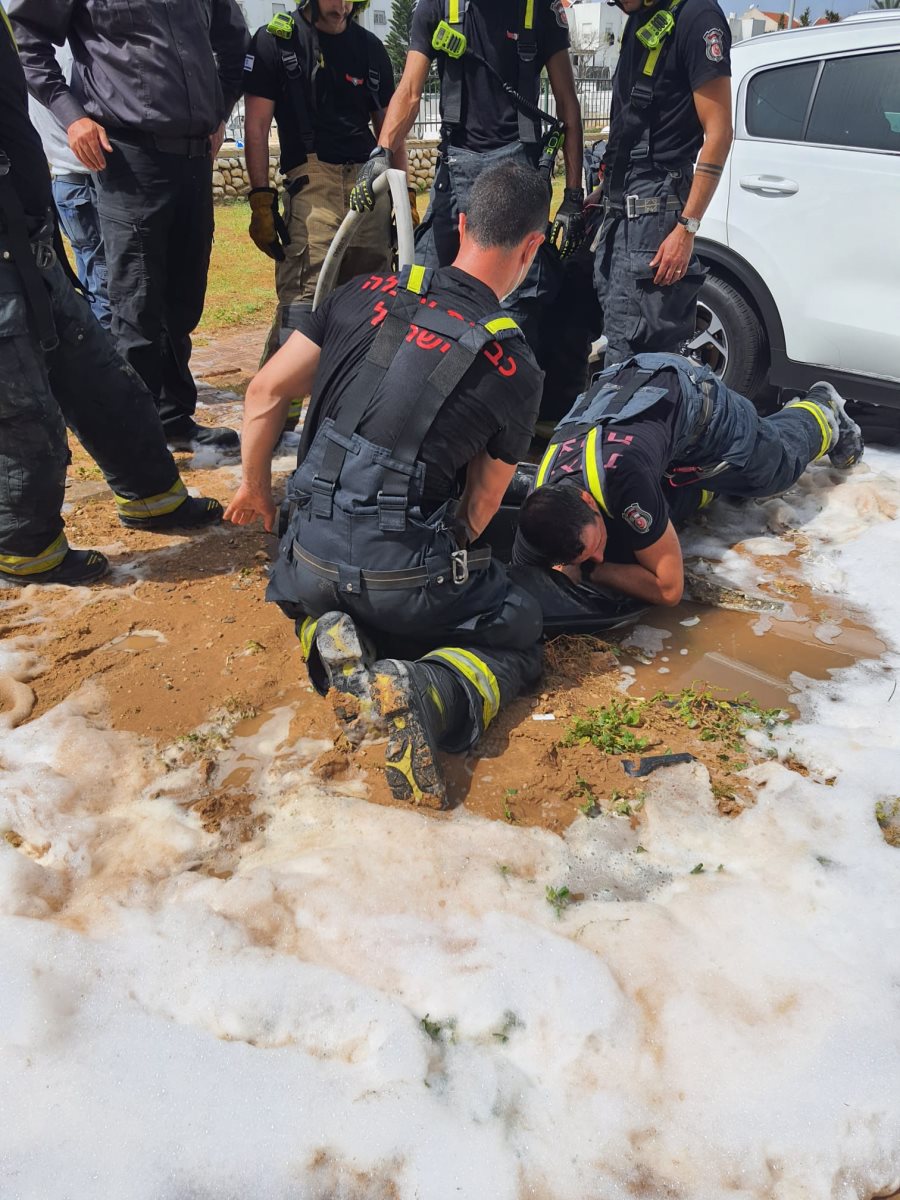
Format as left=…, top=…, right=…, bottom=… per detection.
left=703, top=28, right=724, bottom=63
left=243, top=53, right=255, bottom=72
left=552, top=0, right=570, bottom=30
left=623, top=502, right=653, bottom=534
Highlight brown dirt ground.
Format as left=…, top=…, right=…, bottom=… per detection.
left=0, top=357, right=888, bottom=843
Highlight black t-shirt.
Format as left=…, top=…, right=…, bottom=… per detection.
left=244, top=18, right=394, bottom=171
left=0, top=19, right=53, bottom=224
left=409, top=0, right=570, bottom=153
left=296, top=267, right=543, bottom=511
left=608, top=0, right=731, bottom=169
left=547, top=368, right=681, bottom=562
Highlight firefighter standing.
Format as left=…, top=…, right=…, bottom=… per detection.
left=349, top=0, right=585, bottom=346
left=594, top=0, right=733, bottom=365
left=245, top=0, right=400, bottom=395
left=0, top=9, right=223, bottom=586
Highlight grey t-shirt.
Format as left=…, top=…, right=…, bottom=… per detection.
left=26, top=44, right=85, bottom=177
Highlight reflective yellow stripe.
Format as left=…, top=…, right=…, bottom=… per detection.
left=286, top=397, right=304, bottom=419
left=0, top=532, right=68, bottom=576
left=424, top=647, right=500, bottom=729
left=786, top=400, right=832, bottom=460
left=297, top=616, right=318, bottom=661
left=524, top=0, right=535, bottom=30
left=0, top=6, right=16, bottom=49
left=484, top=316, right=521, bottom=335
left=113, top=479, right=188, bottom=519
left=699, top=488, right=714, bottom=509
left=583, top=427, right=611, bottom=516
left=449, top=0, right=460, bottom=23
left=406, top=263, right=426, bottom=294
left=535, top=443, right=558, bottom=489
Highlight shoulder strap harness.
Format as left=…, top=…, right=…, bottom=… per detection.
left=606, top=0, right=687, bottom=207
left=309, top=264, right=524, bottom=533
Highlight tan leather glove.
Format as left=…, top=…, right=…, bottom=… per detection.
left=248, top=187, right=287, bottom=261
left=408, top=187, right=421, bottom=229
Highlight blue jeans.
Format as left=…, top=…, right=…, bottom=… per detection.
left=52, top=175, right=112, bottom=329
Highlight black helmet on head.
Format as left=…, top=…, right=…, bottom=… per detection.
left=299, top=0, right=371, bottom=16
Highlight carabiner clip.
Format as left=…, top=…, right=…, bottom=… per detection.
left=451, top=548, right=469, bottom=585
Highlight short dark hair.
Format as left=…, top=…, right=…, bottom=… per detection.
left=518, top=485, right=597, bottom=565
left=464, top=162, right=550, bottom=250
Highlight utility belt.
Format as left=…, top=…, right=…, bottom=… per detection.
left=52, top=171, right=91, bottom=187
left=106, top=128, right=211, bottom=158
left=292, top=539, right=491, bottom=590
left=0, top=226, right=56, bottom=269
left=604, top=194, right=682, bottom=219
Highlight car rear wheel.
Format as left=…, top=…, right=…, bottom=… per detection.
left=684, top=273, right=768, bottom=399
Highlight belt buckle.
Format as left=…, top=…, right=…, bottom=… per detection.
left=451, top=548, right=469, bottom=585
left=625, top=194, right=639, bottom=219
left=33, top=242, right=56, bottom=270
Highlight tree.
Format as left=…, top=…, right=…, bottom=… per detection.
left=799, top=6, right=810, bottom=24
left=823, top=8, right=841, bottom=19
left=777, top=11, right=787, bottom=27
left=385, top=0, right=415, bottom=82
left=568, top=24, right=602, bottom=71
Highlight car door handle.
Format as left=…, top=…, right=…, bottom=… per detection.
left=739, top=174, right=800, bottom=195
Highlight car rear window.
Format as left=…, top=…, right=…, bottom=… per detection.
left=746, top=61, right=818, bottom=140
left=806, top=50, right=900, bottom=152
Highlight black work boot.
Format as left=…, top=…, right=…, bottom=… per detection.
left=119, top=496, right=223, bottom=531
left=806, top=382, right=865, bottom=469
left=370, top=659, right=465, bottom=810
left=0, top=548, right=109, bottom=587
left=314, top=611, right=379, bottom=745
left=167, top=421, right=240, bottom=454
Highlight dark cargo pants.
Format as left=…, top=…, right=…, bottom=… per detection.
left=0, top=249, right=184, bottom=571
left=94, top=134, right=214, bottom=435
left=415, top=141, right=562, bottom=349
left=594, top=164, right=706, bottom=367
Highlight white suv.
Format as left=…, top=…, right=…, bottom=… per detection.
left=686, top=12, right=900, bottom=415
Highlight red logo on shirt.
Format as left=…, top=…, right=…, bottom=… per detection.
left=703, top=28, right=724, bottom=62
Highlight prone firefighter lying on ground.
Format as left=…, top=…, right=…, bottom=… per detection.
left=513, top=353, right=864, bottom=607
left=225, top=161, right=551, bottom=809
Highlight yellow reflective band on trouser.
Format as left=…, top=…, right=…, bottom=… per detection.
left=406, top=263, right=426, bottom=294
left=423, top=647, right=501, bottom=730
left=785, top=400, right=833, bottom=461
left=699, top=489, right=714, bottom=509
left=0, top=532, right=68, bottom=576
left=286, top=397, right=304, bottom=419
left=583, top=427, right=611, bottom=516
left=484, top=316, right=521, bottom=336
left=524, top=0, right=535, bottom=29
left=535, top=443, right=558, bottom=489
left=114, top=479, right=188, bottom=519
left=297, top=616, right=318, bottom=661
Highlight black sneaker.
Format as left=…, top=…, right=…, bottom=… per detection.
left=806, top=382, right=865, bottom=469
left=167, top=422, right=240, bottom=454
left=371, top=659, right=447, bottom=810
left=119, top=496, right=223, bottom=531
left=0, top=548, right=109, bottom=586
left=314, top=611, right=378, bottom=745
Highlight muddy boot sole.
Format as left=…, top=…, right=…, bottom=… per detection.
left=315, top=612, right=378, bottom=746
left=371, top=660, right=447, bottom=810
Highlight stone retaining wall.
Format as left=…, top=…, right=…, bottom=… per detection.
left=211, top=141, right=440, bottom=202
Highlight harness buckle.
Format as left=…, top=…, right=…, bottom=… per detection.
left=33, top=242, right=56, bottom=270
left=625, top=194, right=639, bottom=219
left=310, top=475, right=335, bottom=518
left=451, top=548, right=469, bottom=585
left=0, top=152, right=10, bottom=179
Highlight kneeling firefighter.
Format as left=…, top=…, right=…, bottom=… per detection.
left=225, top=162, right=549, bottom=808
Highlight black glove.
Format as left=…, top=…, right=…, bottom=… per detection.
left=349, top=147, right=392, bottom=213
left=549, top=187, right=587, bottom=260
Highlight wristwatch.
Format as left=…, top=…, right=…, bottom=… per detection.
left=677, top=215, right=701, bottom=235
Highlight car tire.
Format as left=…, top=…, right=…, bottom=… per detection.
left=685, top=273, right=768, bottom=400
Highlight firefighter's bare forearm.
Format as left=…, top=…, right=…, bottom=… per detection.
left=244, top=127, right=273, bottom=191
left=586, top=560, right=683, bottom=607
left=240, top=386, right=290, bottom=494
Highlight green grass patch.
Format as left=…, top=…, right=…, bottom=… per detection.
left=200, top=200, right=276, bottom=336
left=563, top=698, right=649, bottom=755
left=658, top=686, right=786, bottom=751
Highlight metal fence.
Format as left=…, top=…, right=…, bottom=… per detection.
left=410, top=75, right=614, bottom=141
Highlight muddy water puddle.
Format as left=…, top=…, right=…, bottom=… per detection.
left=621, top=600, right=884, bottom=711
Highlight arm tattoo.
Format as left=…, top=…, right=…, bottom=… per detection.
left=696, top=162, right=724, bottom=177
